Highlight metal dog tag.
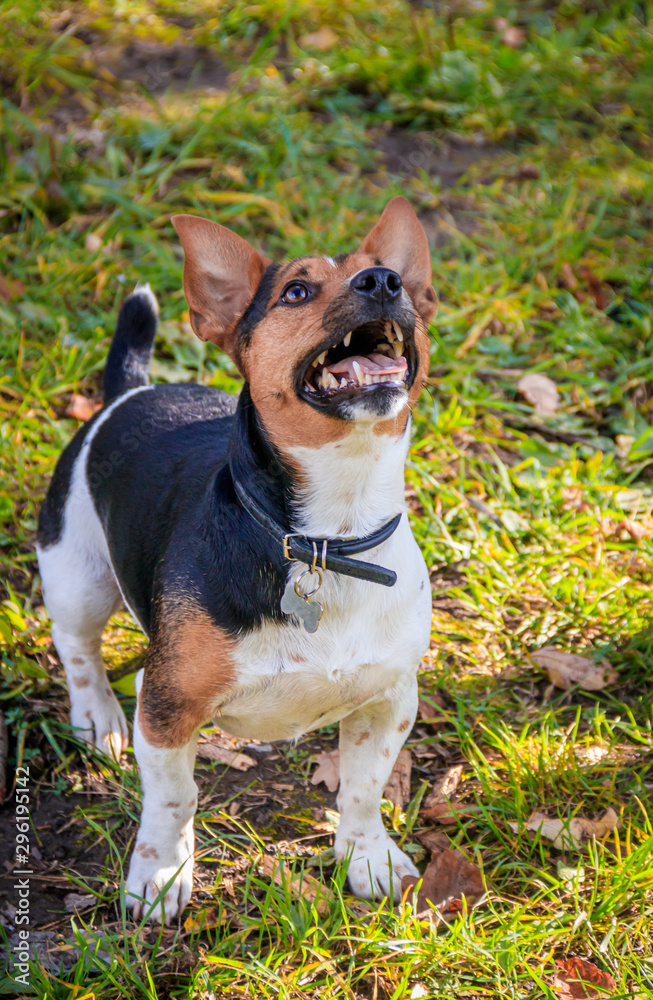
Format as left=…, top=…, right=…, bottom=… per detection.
left=280, top=570, right=323, bottom=633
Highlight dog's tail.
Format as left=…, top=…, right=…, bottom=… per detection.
left=103, top=284, right=159, bottom=403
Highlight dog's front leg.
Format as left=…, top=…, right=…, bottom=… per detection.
left=335, top=676, right=419, bottom=901
left=125, top=671, right=199, bottom=924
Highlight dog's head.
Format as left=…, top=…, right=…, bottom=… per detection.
left=172, top=198, right=436, bottom=450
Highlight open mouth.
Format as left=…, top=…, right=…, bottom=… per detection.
left=300, top=319, right=414, bottom=401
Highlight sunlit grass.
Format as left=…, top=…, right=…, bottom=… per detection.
left=1, top=1, right=653, bottom=997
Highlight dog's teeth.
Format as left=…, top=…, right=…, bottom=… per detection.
left=393, top=339, right=404, bottom=358
left=311, top=357, right=320, bottom=368
left=323, top=370, right=338, bottom=389
left=343, top=331, right=352, bottom=348
left=392, top=321, right=403, bottom=342
left=352, top=360, right=365, bottom=386
left=317, top=351, right=327, bottom=366
left=340, top=378, right=347, bottom=388
left=385, top=321, right=392, bottom=339
left=306, top=382, right=316, bottom=392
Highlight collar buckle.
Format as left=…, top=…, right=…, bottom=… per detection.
left=282, top=532, right=305, bottom=561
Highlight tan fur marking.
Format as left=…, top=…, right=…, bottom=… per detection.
left=245, top=252, right=388, bottom=454
left=382, top=747, right=390, bottom=758
left=71, top=656, right=84, bottom=665
left=135, top=844, right=159, bottom=859
left=73, top=676, right=90, bottom=688
left=355, top=731, right=370, bottom=745
left=139, top=607, right=237, bottom=749
left=397, top=719, right=411, bottom=733
left=165, top=802, right=180, bottom=809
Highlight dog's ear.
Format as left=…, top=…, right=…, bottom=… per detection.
left=358, top=197, right=437, bottom=325
left=172, top=215, right=271, bottom=359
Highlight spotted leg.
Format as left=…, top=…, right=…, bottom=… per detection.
left=124, top=670, right=199, bottom=924
left=37, top=536, right=127, bottom=759
left=335, top=676, right=419, bottom=900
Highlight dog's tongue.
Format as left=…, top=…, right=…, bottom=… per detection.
left=326, top=352, right=407, bottom=379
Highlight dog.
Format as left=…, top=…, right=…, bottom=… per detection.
left=36, top=196, right=437, bottom=923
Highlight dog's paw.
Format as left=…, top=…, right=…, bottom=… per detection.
left=336, top=831, right=418, bottom=901
left=70, top=687, right=128, bottom=759
left=125, top=828, right=194, bottom=924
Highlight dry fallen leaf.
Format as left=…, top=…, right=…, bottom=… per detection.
left=183, top=906, right=230, bottom=933
left=508, top=807, right=619, bottom=851
left=530, top=646, right=618, bottom=691
left=196, top=741, right=256, bottom=770
left=415, top=829, right=452, bottom=854
left=383, top=748, right=412, bottom=808
left=64, top=893, right=96, bottom=914
left=579, top=267, right=610, bottom=311
left=517, top=372, right=560, bottom=416
left=423, top=765, right=463, bottom=809
left=614, top=518, right=653, bottom=542
left=0, top=274, right=25, bottom=302
left=65, top=394, right=103, bottom=422
left=421, top=799, right=475, bottom=825
left=417, top=692, right=446, bottom=729
left=559, top=262, right=579, bottom=291
left=259, top=855, right=334, bottom=915
left=551, top=957, right=617, bottom=999
left=299, top=26, right=338, bottom=50
left=310, top=749, right=340, bottom=792
left=401, top=847, right=486, bottom=921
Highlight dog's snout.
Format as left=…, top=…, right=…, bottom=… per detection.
left=351, top=266, right=402, bottom=305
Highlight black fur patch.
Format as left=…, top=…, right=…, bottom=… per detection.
left=38, top=417, right=97, bottom=549
left=86, top=382, right=297, bottom=638
left=104, top=291, right=157, bottom=402
left=237, top=263, right=281, bottom=350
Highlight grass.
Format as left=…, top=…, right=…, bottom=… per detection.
left=1, top=0, right=653, bottom=996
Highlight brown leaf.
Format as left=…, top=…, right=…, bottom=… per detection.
left=196, top=742, right=257, bottom=770
left=579, top=268, right=610, bottom=311
left=65, top=394, right=103, bottom=422
left=383, top=748, right=412, bottom=809
left=415, top=829, right=452, bottom=854
left=508, top=807, right=619, bottom=851
left=0, top=274, right=25, bottom=302
left=299, top=27, right=338, bottom=51
left=560, top=262, right=579, bottom=291
left=551, top=957, right=617, bottom=998
left=517, top=373, right=560, bottom=416
left=259, top=855, right=334, bottom=915
left=420, top=800, right=475, bottom=825
left=514, top=162, right=540, bottom=180
left=615, top=518, right=653, bottom=542
left=63, top=892, right=96, bottom=913
left=310, top=749, right=340, bottom=792
left=183, top=905, right=231, bottom=932
left=530, top=646, right=618, bottom=691
left=422, top=765, right=463, bottom=809
left=401, top=847, right=485, bottom=921
left=417, top=692, right=446, bottom=729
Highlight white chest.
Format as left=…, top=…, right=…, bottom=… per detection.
left=215, top=518, right=431, bottom=741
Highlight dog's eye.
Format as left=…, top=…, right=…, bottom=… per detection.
left=281, top=283, right=310, bottom=305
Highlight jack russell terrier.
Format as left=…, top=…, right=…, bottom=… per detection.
left=36, top=196, right=437, bottom=923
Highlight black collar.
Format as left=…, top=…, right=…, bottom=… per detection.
left=232, top=478, right=400, bottom=587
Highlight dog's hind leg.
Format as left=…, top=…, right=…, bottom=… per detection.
left=37, top=485, right=128, bottom=759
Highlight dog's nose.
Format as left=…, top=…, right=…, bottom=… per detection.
left=351, top=266, right=402, bottom=305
